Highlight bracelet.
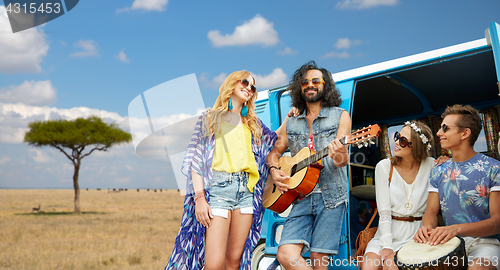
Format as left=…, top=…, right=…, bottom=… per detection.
left=268, top=165, right=278, bottom=174
left=194, top=191, right=205, bottom=202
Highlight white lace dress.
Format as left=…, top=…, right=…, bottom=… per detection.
left=365, top=157, right=434, bottom=254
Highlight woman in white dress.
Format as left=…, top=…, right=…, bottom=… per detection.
left=362, top=121, right=435, bottom=270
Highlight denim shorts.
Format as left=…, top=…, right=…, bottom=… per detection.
left=209, top=170, right=253, bottom=218
left=279, top=193, right=346, bottom=255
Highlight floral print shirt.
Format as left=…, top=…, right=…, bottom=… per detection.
left=429, top=153, right=500, bottom=241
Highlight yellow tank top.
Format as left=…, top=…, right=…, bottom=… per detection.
left=212, top=121, right=259, bottom=192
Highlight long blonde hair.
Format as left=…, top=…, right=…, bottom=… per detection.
left=202, top=71, right=262, bottom=145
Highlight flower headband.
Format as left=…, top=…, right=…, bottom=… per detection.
left=405, top=121, right=432, bottom=151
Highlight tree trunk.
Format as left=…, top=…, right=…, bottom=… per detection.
left=73, top=161, right=81, bottom=214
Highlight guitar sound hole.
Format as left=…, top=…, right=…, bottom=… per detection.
left=290, top=164, right=297, bottom=177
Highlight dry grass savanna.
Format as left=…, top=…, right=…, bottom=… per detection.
left=0, top=189, right=184, bottom=270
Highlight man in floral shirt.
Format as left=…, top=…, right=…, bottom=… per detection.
left=414, top=104, right=500, bottom=270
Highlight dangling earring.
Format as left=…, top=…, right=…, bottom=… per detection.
left=228, top=98, right=233, bottom=110
left=241, top=102, right=248, bottom=117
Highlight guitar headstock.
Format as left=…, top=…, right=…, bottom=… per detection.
left=341, top=124, right=382, bottom=148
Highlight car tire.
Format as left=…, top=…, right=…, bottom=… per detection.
left=251, top=241, right=284, bottom=270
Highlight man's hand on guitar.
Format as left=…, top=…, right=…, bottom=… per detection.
left=328, top=137, right=349, bottom=167
left=270, top=167, right=290, bottom=194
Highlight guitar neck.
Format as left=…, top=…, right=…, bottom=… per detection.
left=296, top=137, right=347, bottom=172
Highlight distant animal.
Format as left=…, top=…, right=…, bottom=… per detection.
left=137, top=189, right=140, bottom=192
left=32, top=204, right=41, bottom=213
left=154, top=189, right=157, bottom=192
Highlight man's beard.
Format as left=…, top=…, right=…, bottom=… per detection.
left=301, top=87, right=324, bottom=103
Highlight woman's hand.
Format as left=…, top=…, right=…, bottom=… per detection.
left=378, top=248, right=393, bottom=260
left=414, top=226, right=433, bottom=243
left=434, top=155, right=450, bottom=165
left=287, top=107, right=300, bottom=117
left=195, top=197, right=213, bottom=228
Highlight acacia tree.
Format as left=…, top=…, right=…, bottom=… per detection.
left=24, top=116, right=132, bottom=213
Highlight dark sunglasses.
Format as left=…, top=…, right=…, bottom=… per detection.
left=300, top=77, right=325, bottom=87
left=439, top=123, right=462, bottom=133
left=240, top=78, right=256, bottom=93
left=394, top=131, right=412, bottom=148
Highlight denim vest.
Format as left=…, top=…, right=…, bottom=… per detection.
left=286, top=106, right=348, bottom=209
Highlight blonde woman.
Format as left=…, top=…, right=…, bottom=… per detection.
left=362, top=121, right=435, bottom=270
left=165, top=71, right=277, bottom=270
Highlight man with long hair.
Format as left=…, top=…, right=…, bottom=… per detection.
left=414, top=104, right=500, bottom=270
left=267, top=61, right=351, bottom=270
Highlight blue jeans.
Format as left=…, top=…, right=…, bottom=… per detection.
left=279, top=193, right=346, bottom=255
left=209, top=170, right=253, bottom=213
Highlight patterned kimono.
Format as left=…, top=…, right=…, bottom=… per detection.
left=165, top=111, right=277, bottom=270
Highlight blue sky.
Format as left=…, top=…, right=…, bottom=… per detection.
left=0, top=0, right=499, bottom=189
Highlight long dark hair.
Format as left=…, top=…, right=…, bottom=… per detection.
left=287, top=61, right=342, bottom=114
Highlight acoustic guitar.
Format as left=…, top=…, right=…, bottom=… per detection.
left=262, top=124, right=381, bottom=213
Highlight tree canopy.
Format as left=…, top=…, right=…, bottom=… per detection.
left=24, top=116, right=132, bottom=213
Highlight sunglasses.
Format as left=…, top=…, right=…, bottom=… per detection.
left=240, top=78, right=256, bottom=93
left=394, top=131, right=412, bottom=148
left=439, top=123, right=462, bottom=133
left=300, top=77, right=325, bottom=87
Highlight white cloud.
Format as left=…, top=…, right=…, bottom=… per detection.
left=114, top=177, right=131, bottom=183
left=208, top=15, right=279, bottom=47
left=118, top=0, right=169, bottom=12
left=0, top=6, right=49, bottom=73
left=128, top=111, right=201, bottom=159
left=0, top=100, right=201, bottom=165
left=322, top=51, right=351, bottom=59
left=198, top=72, right=228, bottom=89
left=0, top=102, right=127, bottom=144
left=70, top=40, right=99, bottom=58
left=0, top=80, right=57, bottom=106
left=200, top=69, right=287, bottom=90
left=29, top=148, right=50, bottom=163
left=0, top=156, right=10, bottom=164
left=115, top=49, right=130, bottom=63
left=336, top=0, right=399, bottom=9
left=334, top=38, right=362, bottom=49
left=213, top=73, right=227, bottom=87
left=251, top=68, right=288, bottom=90
left=277, top=46, right=298, bottom=56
